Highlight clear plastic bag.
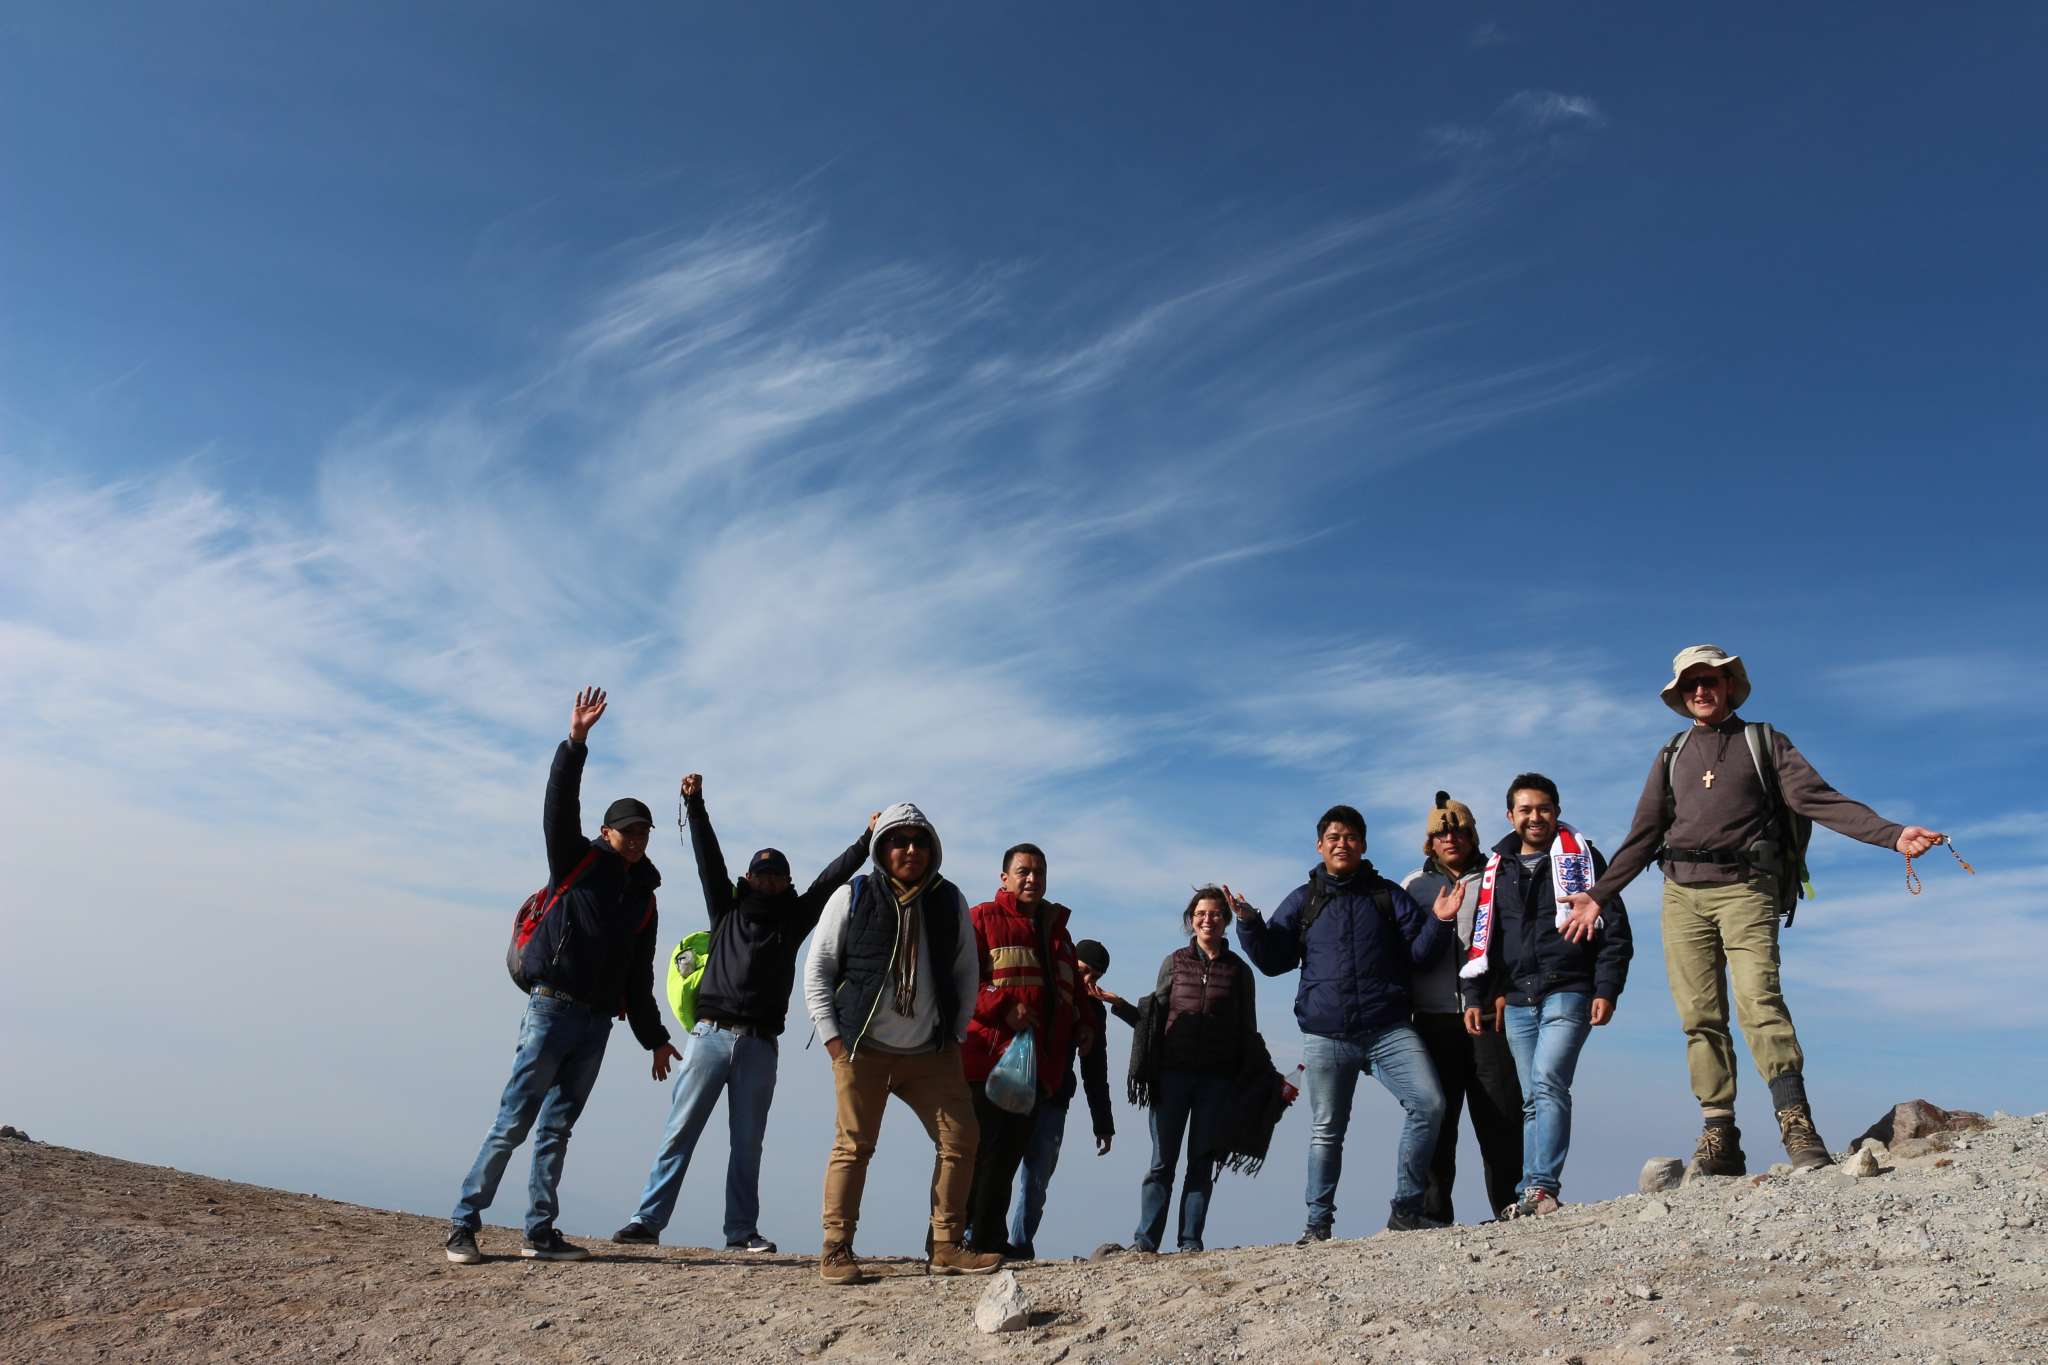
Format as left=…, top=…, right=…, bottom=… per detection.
left=985, top=1027, right=1037, bottom=1114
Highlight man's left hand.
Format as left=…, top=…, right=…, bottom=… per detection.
left=1590, top=998, right=1614, bottom=1027
left=1895, top=826, right=1944, bottom=858
left=1096, top=1135, right=1113, bottom=1156
left=1005, top=1001, right=1031, bottom=1032
left=651, top=1043, right=682, bottom=1081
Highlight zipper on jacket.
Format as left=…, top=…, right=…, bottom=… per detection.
left=848, top=885, right=899, bottom=1061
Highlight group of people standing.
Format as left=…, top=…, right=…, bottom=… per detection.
left=442, top=643, right=1948, bottom=1280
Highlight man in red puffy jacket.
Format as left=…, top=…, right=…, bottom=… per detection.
left=960, top=843, right=1091, bottom=1255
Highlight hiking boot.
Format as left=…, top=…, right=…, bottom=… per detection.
left=520, top=1228, right=590, bottom=1261
left=1384, top=1206, right=1450, bottom=1233
left=728, top=1235, right=777, bottom=1253
left=444, top=1225, right=482, bottom=1264
left=1777, top=1104, right=1834, bottom=1170
left=1502, top=1189, right=1562, bottom=1220
left=611, top=1221, right=658, bottom=1245
left=928, top=1241, right=1003, bottom=1276
left=819, top=1241, right=865, bottom=1286
left=1295, top=1223, right=1332, bottom=1246
left=1687, top=1121, right=1747, bottom=1179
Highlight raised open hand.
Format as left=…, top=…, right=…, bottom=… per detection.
left=1220, top=884, right=1256, bottom=921
left=680, top=773, right=703, bottom=800
left=569, top=687, right=608, bottom=743
left=1431, top=878, right=1465, bottom=922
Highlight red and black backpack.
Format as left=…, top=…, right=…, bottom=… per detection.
left=506, top=850, right=600, bottom=992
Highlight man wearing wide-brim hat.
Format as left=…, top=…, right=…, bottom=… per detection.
left=1557, top=645, right=1944, bottom=1177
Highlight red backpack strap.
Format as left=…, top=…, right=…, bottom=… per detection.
left=635, top=891, right=657, bottom=936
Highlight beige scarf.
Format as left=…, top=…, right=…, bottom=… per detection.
left=887, top=876, right=923, bottom=1016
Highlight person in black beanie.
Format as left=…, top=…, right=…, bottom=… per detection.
left=613, top=772, right=875, bottom=1252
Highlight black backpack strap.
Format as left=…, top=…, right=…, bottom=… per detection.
left=1294, top=881, right=1330, bottom=937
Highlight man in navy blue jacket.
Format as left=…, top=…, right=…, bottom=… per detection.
left=445, top=687, right=681, bottom=1265
left=1234, top=804, right=1460, bottom=1237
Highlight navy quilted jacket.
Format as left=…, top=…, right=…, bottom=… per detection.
left=1235, top=862, right=1447, bottom=1038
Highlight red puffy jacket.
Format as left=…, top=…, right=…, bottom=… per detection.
left=961, top=891, right=1090, bottom=1094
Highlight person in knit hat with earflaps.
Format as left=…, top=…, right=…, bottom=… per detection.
left=1401, top=792, right=1523, bottom=1223
left=1558, top=645, right=1947, bottom=1177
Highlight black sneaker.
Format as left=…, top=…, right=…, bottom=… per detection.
left=1296, top=1224, right=1332, bottom=1246
left=1384, top=1206, right=1450, bottom=1233
left=1005, top=1243, right=1035, bottom=1262
left=521, top=1228, right=590, bottom=1261
left=727, top=1235, right=777, bottom=1253
left=445, top=1225, right=483, bottom=1265
left=612, top=1221, right=658, bottom=1246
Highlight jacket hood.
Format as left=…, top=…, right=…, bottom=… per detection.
left=872, top=801, right=943, bottom=877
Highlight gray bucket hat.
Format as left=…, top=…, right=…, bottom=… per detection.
left=1660, top=643, right=1752, bottom=716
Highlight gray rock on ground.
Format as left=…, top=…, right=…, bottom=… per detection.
left=974, top=1269, right=1031, bottom=1334
left=1638, top=1157, right=1683, bottom=1193
left=1842, top=1146, right=1882, bottom=1178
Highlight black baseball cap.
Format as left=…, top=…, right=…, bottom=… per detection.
left=602, top=797, right=654, bottom=831
left=748, top=848, right=791, bottom=878
left=1075, top=939, right=1110, bottom=975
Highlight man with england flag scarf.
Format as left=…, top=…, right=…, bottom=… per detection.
left=1459, top=773, right=1632, bottom=1219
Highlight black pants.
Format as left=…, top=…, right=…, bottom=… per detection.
left=967, top=1082, right=1038, bottom=1252
left=1413, top=1010, right=1523, bottom=1221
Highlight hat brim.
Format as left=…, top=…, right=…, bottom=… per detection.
left=1660, top=653, right=1752, bottom=716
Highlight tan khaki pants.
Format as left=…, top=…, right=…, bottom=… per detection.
left=821, top=1041, right=978, bottom=1246
left=1661, top=876, right=1804, bottom=1107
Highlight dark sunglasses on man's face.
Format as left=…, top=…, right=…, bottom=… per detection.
left=1682, top=675, right=1725, bottom=692
left=881, top=832, right=932, bottom=852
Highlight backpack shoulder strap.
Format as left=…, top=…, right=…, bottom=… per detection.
left=1743, top=722, right=1781, bottom=813
left=838, top=874, right=867, bottom=957
left=1372, top=884, right=1395, bottom=922
left=1660, top=729, right=1692, bottom=830
left=1294, top=880, right=1330, bottom=937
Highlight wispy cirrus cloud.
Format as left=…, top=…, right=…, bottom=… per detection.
left=1502, top=89, right=1608, bottom=131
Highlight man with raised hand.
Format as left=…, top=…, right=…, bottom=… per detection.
left=446, top=687, right=681, bottom=1265
left=1233, top=804, right=1459, bottom=1238
left=1559, top=645, right=1945, bottom=1176
left=802, top=803, right=1000, bottom=1284
left=961, top=843, right=1090, bottom=1257
left=1401, top=792, right=1523, bottom=1224
left=612, top=775, right=876, bottom=1253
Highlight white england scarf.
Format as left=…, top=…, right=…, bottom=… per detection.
left=1460, top=823, right=1601, bottom=980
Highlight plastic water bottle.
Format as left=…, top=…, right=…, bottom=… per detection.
left=1280, top=1063, right=1306, bottom=1104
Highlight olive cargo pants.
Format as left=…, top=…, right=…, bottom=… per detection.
left=1661, top=875, right=1804, bottom=1108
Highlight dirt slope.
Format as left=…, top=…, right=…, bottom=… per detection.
left=6, top=1114, right=2046, bottom=1364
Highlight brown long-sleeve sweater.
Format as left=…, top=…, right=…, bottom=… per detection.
left=1590, top=715, right=1904, bottom=906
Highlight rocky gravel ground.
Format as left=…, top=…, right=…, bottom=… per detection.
left=5, top=1108, right=2045, bottom=1363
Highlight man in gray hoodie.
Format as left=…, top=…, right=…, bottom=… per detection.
left=802, top=802, right=1000, bottom=1284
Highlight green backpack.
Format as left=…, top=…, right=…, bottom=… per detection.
left=665, top=930, right=713, bottom=1032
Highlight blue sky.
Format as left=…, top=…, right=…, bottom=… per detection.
left=3, top=5, right=2043, bottom=1255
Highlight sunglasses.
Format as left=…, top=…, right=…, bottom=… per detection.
left=1681, top=675, right=1725, bottom=693
left=880, top=831, right=933, bottom=852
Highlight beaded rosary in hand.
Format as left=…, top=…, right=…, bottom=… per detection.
left=1905, top=836, right=1975, bottom=895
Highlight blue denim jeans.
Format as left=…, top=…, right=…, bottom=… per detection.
left=630, top=1021, right=780, bottom=1243
left=1133, top=1069, right=1232, bottom=1252
left=1503, top=991, right=1592, bottom=1198
left=451, top=992, right=613, bottom=1237
left=1302, top=1025, right=1445, bottom=1231
left=1007, top=1098, right=1070, bottom=1253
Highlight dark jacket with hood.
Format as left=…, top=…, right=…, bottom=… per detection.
left=1458, top=833, right=1633, bottom=1011
left=530, top=739, right=671, bottom=1052
left=1236, top=861, right=1447, bottom=1039
left=685, top=792, right=870, bottom=1037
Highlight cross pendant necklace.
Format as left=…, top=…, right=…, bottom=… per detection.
left=1699, top=728, right=1734, bottom=791
left=1702, top=770, right=1715, bottom=789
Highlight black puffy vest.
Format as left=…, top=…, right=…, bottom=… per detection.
left=830, top=875, right=963, bottom=1052
left=1161, top=945, right=1252, bottom=1076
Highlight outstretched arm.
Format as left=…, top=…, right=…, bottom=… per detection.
left=680, top=774, right=735, bottom=926
left=543, top=687, right=607, bottom=879
left=796, top=810, right=879, bottom=927
left=1230, top=884, right=1305, bottom=976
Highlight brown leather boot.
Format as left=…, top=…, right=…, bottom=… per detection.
left=1776, top=1104, right=1834, bottom=1169
left=927, top=1241, right=1002, bottom=1276
left=1686, top=1121, right=1747, bottom=1178
left=819, top=1240, right=865, bottom=1286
